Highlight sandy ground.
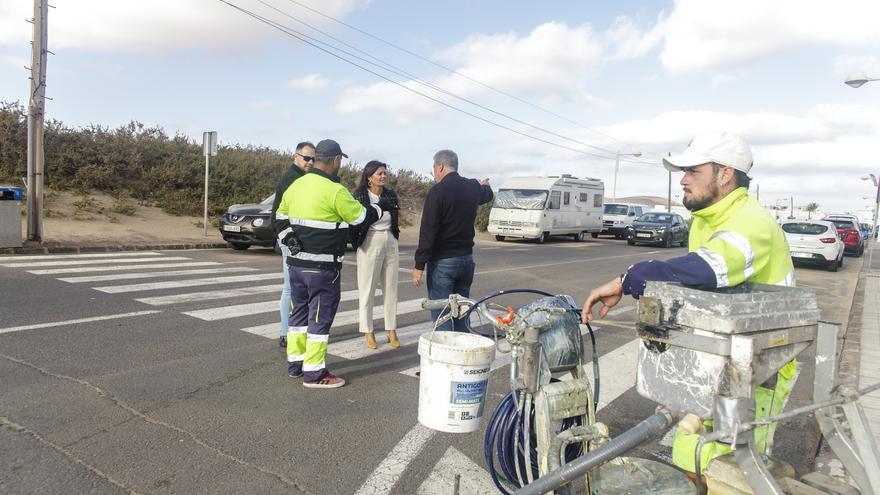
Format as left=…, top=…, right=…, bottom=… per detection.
left=18, top=190, right=423, bottom=246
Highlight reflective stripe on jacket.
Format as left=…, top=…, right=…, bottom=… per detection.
left=275, top=169, right=379, bottom=266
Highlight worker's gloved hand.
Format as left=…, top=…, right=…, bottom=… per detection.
left=377, top=197, right=395, bottom=213
left=283, top=231, right=303, bottom=255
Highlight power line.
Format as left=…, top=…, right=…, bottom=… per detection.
left=253, top=0, right=649, bottom=160
left=282, top=0, right=655, bottom=160
left=220, top=0, right=656, bottom=162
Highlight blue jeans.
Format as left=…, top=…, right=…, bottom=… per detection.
left=427, top=255, right=475, bottom=331
left=279, top=241, right=291, bottom=338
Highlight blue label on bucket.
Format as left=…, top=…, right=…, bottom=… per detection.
left=450, top=380, right=488, bottom=405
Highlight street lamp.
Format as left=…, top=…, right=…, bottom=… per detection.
left=845, top=71, right=880, bottom=89
left=612, top=151, right=642, bottom=201
left=862, top=175, right=879, bottom=240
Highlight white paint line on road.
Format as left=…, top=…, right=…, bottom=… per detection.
left=354, top=423, right=435, bottom=495
left=606, top=305, right=635, bottom=317
left=510, top=248, right=531, bottom=252
left=238, top=296, right=422, bottom=338
left=417, top=446, right=497, bottom=495
left=58, top=266, right=257, bottom=283
left=94, top=273, right=281, bottom=293
left=183, top=288, right=382, bottom=320
left=0, top=251, right=162, bottom=262
left=479, top=247, right=502, bottom=250
left=1, top=256, right=191, bottom=268
left=28, top=261, right=224, bottom=275
left=564, top=338, right=641, bottom=411
left=136, top=284, right=282, bottom=306
left=330, top=321, right=434, bottom=360
left=344, top=260, right=412, bottom=274
left=474, top=251, right=660, bottom=276
left=0, top=311, right=162, bottom=334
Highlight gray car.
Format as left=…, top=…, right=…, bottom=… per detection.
left=218, top=194, right=276, bottom=250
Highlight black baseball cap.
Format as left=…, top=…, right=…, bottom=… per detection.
left=314, top=139, right=348, bottom=160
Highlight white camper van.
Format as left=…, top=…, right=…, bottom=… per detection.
left=598, top=203, right=650, bottom=238
left=487, top=175, right=604, bottom=243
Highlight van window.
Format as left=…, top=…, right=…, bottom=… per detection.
left=604, top=204, right=627, bottom=215
left=594, top=194, right=603, bottom=207
left=579, top=193, right=588, bottom=202
left=631, top=207, right=643, bottom=216
left=493, top=189, right=548, bottom=210
left=548, top=191, right=561, bottom=210
left=563, top=192, right=570, bottom=206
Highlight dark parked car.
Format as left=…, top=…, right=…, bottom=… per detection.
left=822, top=216, right=865, bottom=256
left=627, top=212, right=689, bottom=248
left=219, top=194, right=276, bottom=250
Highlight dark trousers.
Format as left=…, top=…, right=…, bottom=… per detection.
left=426, top=255, right=475, bottom=331
left=286, top=263, right=341, bottom=381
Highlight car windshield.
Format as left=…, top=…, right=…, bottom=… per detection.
left=604, top=204, right=628, bottom=215
left=828, top=220, right=856, bottom=230
left=637, top=213, right=672, bottom=224
left=260, top=194, right=275, bottom=205
left=782, top=223, right=828, bottom=235
left=493, top=189, right=548, bottom=210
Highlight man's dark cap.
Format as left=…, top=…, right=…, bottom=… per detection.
left=314, top=139, right=348, bottom=160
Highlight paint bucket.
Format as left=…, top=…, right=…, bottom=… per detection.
left=417, top=332, right=496, bottom=433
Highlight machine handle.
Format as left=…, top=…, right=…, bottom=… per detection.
left=496, top=306, right=516, bottom=325
left=422, top=298, right=450, bottom=310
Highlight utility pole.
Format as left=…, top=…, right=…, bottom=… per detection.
left=26, top=0, right=49, bottom=242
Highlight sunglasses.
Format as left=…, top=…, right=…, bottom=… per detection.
left=296, top=153, right=315, bottom=162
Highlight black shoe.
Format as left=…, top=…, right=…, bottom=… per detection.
left=279, top=336, right=287, bottom=348
left=288, top=370, right=303, bottom=378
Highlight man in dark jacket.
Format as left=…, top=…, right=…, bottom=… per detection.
left=413, top=149, right=493, bottom=331
left=271, top=141, right=314, bottom=349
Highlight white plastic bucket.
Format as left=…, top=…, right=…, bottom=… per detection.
left=417, top=332, right=496, bottom=433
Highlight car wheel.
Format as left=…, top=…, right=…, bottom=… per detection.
left=536, top=232, right=548, bottom=244
left=273, top=243, right=281, bottom=254
left=663, top=234, right=672, bottom=248
left=859, top=244, right=865, bottom=256
left=591, top=232, right=599, bottom=238
left=230, top=242, right=249, bottom=251
left=627, top=239, right=635, bottom=246
left=839, top=254, right=844, bottom=267
left=827, top=258, right=839, bottom=272
left=495, top=235, right=505, bottom=242
left=575, top=232, right=587, bottom=242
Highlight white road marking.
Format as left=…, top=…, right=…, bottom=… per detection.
left=94, top=273, right=281, bottom=293
left=239, top=297, right=423, bottom=337
left=417, top=446, right=497, bottom=495
left=354, top=424, right=435, bottom=495
left=28, top=261, right=224, bottom=275
left=0, top=311, right=162, bottom=334
left=184, top=289, right=364, bottom=321
left=564, top=338, right=641, bottom=411
left=136, top=284, right=282, bottom=306
left=474, top=251, right=660, bottom=276
left=1, top=256, right=191, bottom=268
left=344, top=260, right=412, bottom=274
left=329, top=321, right=434, bottom=360
left=0, top=252, right=162, bottom=261
left=58, top=266, right=256, bottom=283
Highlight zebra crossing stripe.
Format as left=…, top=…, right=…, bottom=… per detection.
left=136, top=284, right=282, bottom=306
left=0, top=252, right=162, bottom=262
left=239, top=297, right=423, bottom=337
left=562, top=338, right=641, bottom=411
left=417, top=446, right=497, bottom=495
left=354, top=424, right=435, bottom=495
left=329, top=321, right=434, bottom=360
left=0, top=311, right=162, bottom=334
left=58, top=266, right=257, bottom=283
left=93, top=273, right=281, bottom=293
left=29, top=261, right=224, bottom=275
left=1, top=256, right=191, bottom=268
left=182, top=288, right=374, bottom=321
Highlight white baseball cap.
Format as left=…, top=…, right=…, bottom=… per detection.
left=663, top=132, right=753, bottom=174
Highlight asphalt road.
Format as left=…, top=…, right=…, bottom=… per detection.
left=0, top=234, right=862, bottom=494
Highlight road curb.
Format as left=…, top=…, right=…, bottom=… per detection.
left=0, top=241, right=229, bottom=255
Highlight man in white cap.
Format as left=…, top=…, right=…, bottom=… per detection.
left=580, top=132, right=796, bottom=475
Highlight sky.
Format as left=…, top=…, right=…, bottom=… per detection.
left=1, top=0, right=880, bottom=214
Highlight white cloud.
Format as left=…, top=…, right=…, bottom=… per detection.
left=336, top=22, right=605, bottom=123
left=0, top=0, right=365, bottom=52
left=249, top=100, right=273, bottom=110
left=835, top=55, right=880, bottom=78
left=286, top=73, right=328, bottom=91
left=657, top=0, right=880, bottom=73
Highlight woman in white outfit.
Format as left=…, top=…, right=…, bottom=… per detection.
left=351, top=161, right=400, bottom=350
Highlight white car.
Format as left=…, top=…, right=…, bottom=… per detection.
left=781, top=220, right=844, bottom=272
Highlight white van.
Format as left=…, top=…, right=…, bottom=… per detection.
left=487, top=175, right=604, bottom=243
left=598, top=203, right=650, bottom=239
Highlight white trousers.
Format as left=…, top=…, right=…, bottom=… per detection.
left=357, top=229, right=399, bottom=333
